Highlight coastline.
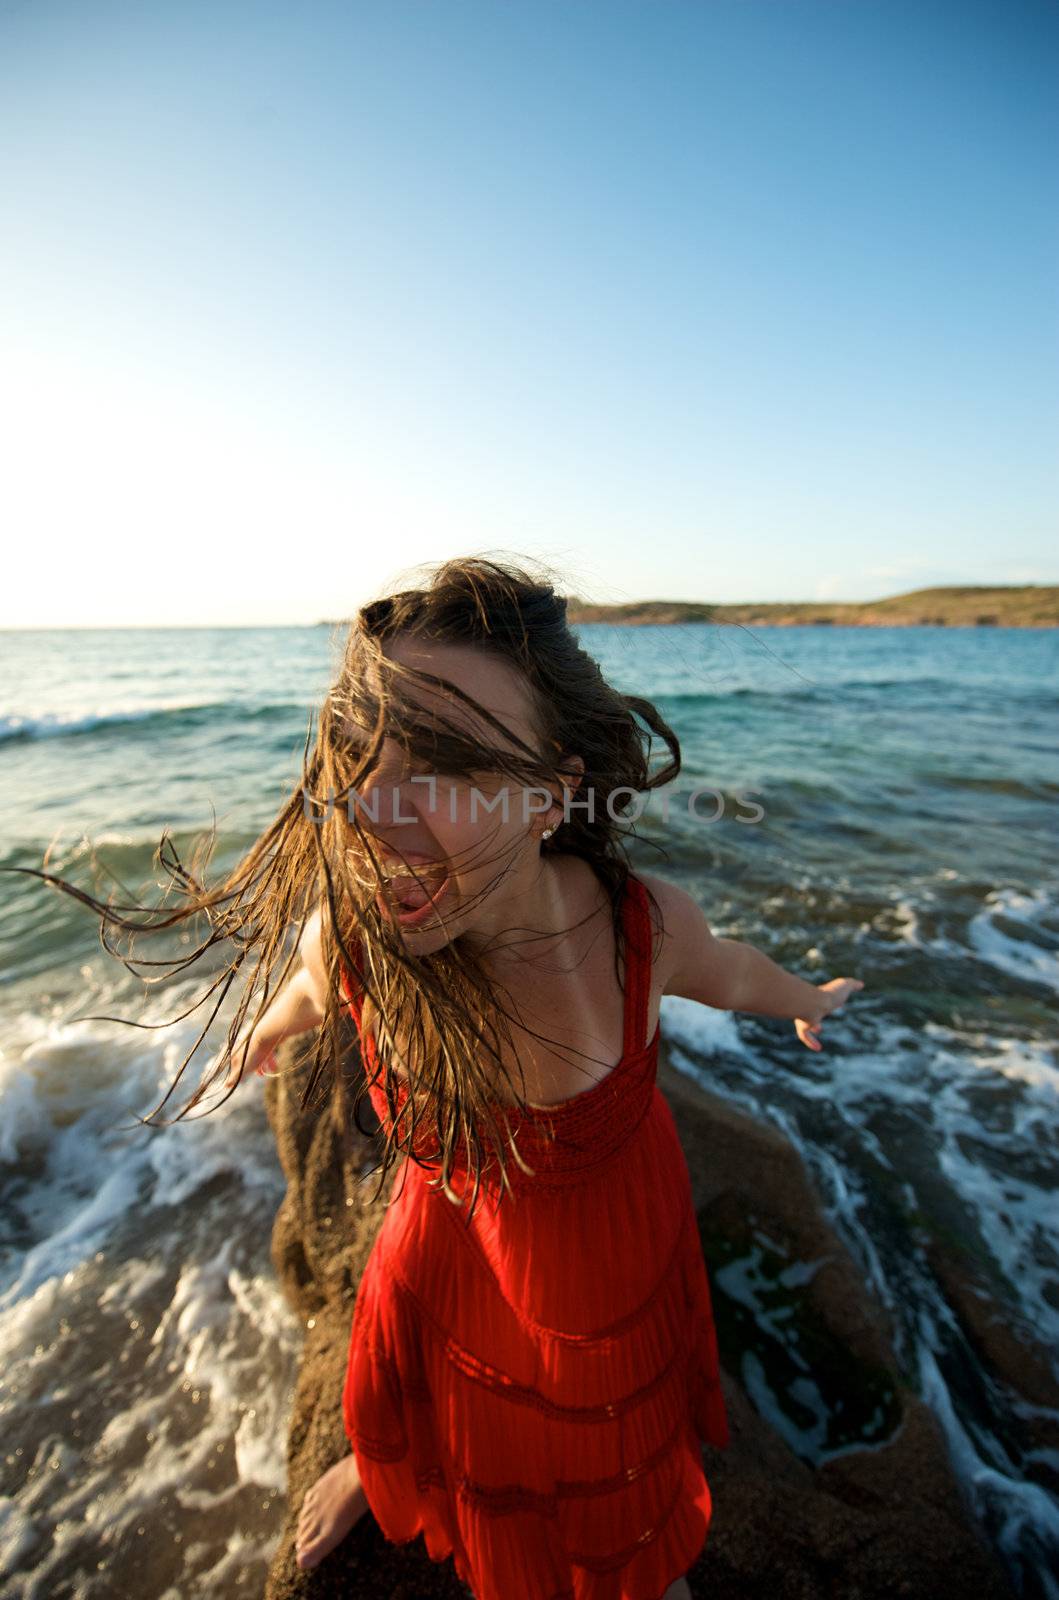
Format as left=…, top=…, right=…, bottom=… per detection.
left=317, top=584, right=1059, bottom=631
left=564, top=582, right=1059, bottom=628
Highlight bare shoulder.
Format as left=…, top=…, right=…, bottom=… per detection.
left=633, top=870, right=693, bottom=991
left=634, top=869, right=741, bottom=1010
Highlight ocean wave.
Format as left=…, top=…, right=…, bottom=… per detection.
left=0, top=701, right=309, bottom=746
left=0, top=997, right=300, bottom=1596
left=921, top=772, right=1059, bottom=801
left=659, top=675, right=1059, bottom=708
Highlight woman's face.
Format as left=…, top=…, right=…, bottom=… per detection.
left=343, top=636, right=580, bottom=955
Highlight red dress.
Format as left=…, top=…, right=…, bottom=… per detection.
left=338, top=871, right=729, bottom=1600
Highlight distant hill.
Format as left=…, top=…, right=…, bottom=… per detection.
left=560, top=585, right=1059, bottom=628
left=318, top=585, right=1058, bottom=630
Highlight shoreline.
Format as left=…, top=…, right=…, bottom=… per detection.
left=566, top=583, right=1059, bottom=628
left=317, top=582, right=1059, bottom=631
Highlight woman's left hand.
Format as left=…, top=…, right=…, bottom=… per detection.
left=794, top=977, right=865, bottom=1052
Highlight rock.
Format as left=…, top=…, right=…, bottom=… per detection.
left=657, top=1059, right=1015, bottom=1599
left=262, top=1029, right=1015, bottom=1599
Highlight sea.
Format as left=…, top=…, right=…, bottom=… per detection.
left=0, top=620, right=1056, bottom=1598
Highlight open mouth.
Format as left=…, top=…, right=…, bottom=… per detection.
left=375, top=857, right=452, bottom=927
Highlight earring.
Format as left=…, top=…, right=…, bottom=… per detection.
left=541, top=826, right=554, bottom=840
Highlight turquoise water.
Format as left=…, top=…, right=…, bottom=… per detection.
left=1, top=621, right=1057, bottom=1596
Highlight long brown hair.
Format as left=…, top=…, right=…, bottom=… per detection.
left=5, top=555, right=681, bottom=1219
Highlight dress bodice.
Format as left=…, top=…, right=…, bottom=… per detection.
left=338, top=870, right=660, bottom=1191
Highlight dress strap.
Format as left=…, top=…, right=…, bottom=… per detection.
left=621, top=873, right=653, bottom=1058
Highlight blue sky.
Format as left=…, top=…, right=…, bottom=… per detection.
left=1, top=0, right=1056, bottom=626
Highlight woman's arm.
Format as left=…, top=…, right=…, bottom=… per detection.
left=724, top=943, right=823, bottom=1020
left=645, top=873, right=864, bottom=1051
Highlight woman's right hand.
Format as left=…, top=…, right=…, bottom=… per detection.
left=224, top=1023, right=279, bottom=1087
left=221, top=967, right=322, bottom=1088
